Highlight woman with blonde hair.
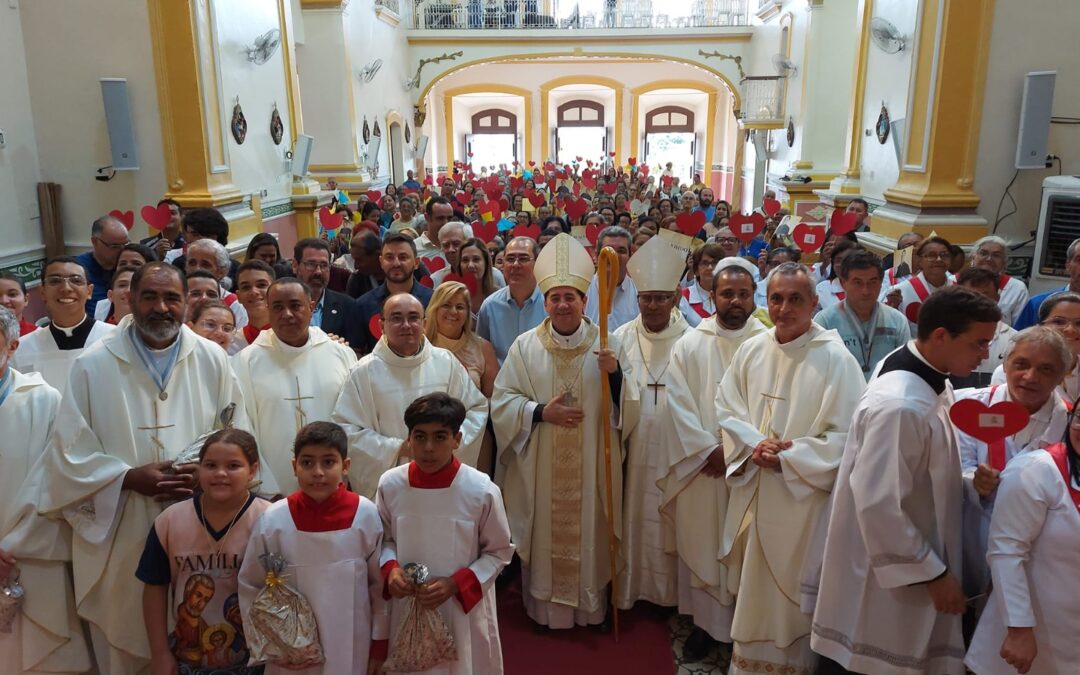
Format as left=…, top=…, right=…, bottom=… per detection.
left=425, top=280, right=499, bottom=473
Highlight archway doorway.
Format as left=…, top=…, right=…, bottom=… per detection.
left=555, top=99, right=606, bottom=165
left=389, top=122, right=405, bottom=185
left=467, top=108, right=518, bottom=170
left=644, top=106, right=695, bottom=182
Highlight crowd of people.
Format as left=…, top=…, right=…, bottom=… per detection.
left=0, top=161, right=1077, bottom=675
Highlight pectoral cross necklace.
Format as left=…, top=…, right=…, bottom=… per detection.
left=635, top=329, right=670, bottom=405
left=283, top=376, right=314, bottom=430
left=137, top=402, right=175, bottom=463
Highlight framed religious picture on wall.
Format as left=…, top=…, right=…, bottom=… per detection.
left=231, top=99, right=248, bottom=144
left=362, top=117, right=371, bottom=144
left=270, top=104, right=284, bottom=145
left=787, top=117, right=795, bottom=148
left=876, top=103, right=891, bottom=144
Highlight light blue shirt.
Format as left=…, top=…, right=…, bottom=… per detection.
left=815, top=301, right=911, bottom=381
left=477, top=285, right=546, bottom=365
left=311, top=291, right=326, bottom=328
left=584, top=273, right=639, bottom=332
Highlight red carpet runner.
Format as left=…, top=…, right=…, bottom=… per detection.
left=497, top=578, right=677, bottom=674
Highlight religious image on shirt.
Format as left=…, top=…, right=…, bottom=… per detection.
left=169, top=574, right=259, bottom=674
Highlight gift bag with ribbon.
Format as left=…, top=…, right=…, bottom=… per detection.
left=383, top=563, right=457, bottom=672
left=246, top=548, right=324, bottom=667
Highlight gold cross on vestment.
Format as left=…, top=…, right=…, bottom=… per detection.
left=646, top=381, right=666, bottom=405
left=283, top=377, right=315, bottom=429
left=137, top=405, right=175, bottom=463
left=759, top=392, right=786, bottom=439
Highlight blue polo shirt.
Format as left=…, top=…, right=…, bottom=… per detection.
left=73, top=251, right=112, bottom=317
left=1014, top=285, right=1069, bottom=330
left=476, top=285, right=545, bottom=365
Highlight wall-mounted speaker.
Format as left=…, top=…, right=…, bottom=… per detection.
left=100, top=78, right=139, bottom=170
left=415, top=134, right=429, bottom=159
left=1015, top=71, right=1056, bottom=169
left=292, top=134, right=314, bottom=177
left=365, top=136, right=381, bottom=171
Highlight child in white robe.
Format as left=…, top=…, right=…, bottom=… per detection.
left=239, top=422, right=388, bottom=674
left=138, top=429, right=271, bottom=675
left=377, top=393, right=514, bottom=675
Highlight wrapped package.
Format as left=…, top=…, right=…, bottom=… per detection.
left=0, top=569, right=24, bottom=633
left=383, top=562, right=458, bottom=672
left=172, top=403, right=237, bottom=467
left=246, top=549, right=324, bottom=668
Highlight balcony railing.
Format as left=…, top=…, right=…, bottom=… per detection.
left=376, top=0, right=402, bottom=13
left=740, top=75, right=785, bottom=126
left=411, top=0, right=750, bottom=30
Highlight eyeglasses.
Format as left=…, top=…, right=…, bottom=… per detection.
left=385, top=315, right=423, bottom=326
left=716, top=237, right=739, bottom=246
left=1043, top=317, right=1080, bottom=331
left=920, top=253, right=951, bottom=262
left=44, top=275, right=88, bottom=287
left=504, top=255, right=534, bottom=266
left=975, top=249, right=1006, bottom=261
left=300, top=261, right=331, bottom=271
left=197, top=320, right=235, bottom=334
left=637, top=293, right=676, bottom=306
left=94, top=237, right=129, bottom=250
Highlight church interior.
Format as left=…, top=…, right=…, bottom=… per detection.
left=1, top=1, right=1079, bottom=673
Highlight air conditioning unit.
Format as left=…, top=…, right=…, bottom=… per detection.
left=1029, top=175, right=1080, bottom=295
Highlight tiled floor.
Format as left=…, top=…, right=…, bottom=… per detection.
left=670, top=614, right=731, bottom=675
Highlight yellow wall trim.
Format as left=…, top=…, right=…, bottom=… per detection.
left=539, top=75, right=624, bottom=163
left=300, top=0, right=346, bottom=8
left=309, top=163, right=365, bottom=172
left=441, top=84, right=534, bottom=169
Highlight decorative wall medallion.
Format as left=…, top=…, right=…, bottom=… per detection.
left=373, top=120, right=382, bottom=137
left=404, top=122, right=411, bottom=143
left=231, top=99, right=248, bottom=144
left=876, top=103, right=891, bottom=144
left=270, top=104, right=284, bottom=145
left=786, top=117, right=795, bottom=148
left=362, top=117, right=371, bottom=144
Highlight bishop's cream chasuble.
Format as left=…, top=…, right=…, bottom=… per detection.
left=28, top=318, right=261, bottom=674
left=332, top=337, right=488, bottom=498
left=716, top=323, right=864, bottom=675
left=233, top=327, right=357, bottom=494
left=613, top=311, right=687, bottom=610
left=662, top=316, right=767, bottom=641
left=492, top=319, right=639, bottom=627
left=0, top=369, right=92, bottom=674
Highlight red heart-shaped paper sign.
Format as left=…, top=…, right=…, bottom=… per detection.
left=512, top=160, right=519, bottom=167
left=729, top=212, right=767, bottom=244
left=575, top=156, right=583, bottom=162
left=582, top=171, right=597, bottom=190
left=564, top=197, right=588, bottom=221
left=368, top=314, right=384, bottom=340
left=830, top=209, right=860, bottom=236
left=367, top=190, right=383, bottom=204
left=601, top=183, right=617, bottom=195
left=111, top=209, right=135, bottom=230
left=609, top=151, right=616, bottom=158
left=422, top=255, right=447, bottom=273
left=509, top=176, right=523, bottom=192
left=905, top=302, right=923, bottom=323
left=319, top=206, right=345, bottom=231
left=423, top=175, right=433, bottom=186
left=419, top=276, right=434, bottom=288
left=949, top=399, right=1030, bottom=444
left=467, top=151, right=474, bottom=158
left=572, top=182, right=582, bottom=197
left=762, top=198, right=782, bottom=217
left=528, top=191, right=546, bottom=208
left=661, top=175, right=673, bottom=188
left=792, top=223, right=827, bottom=254
left=675, top=211, right=707, bottom=237
left=512, top=223, right=541, bottom=241
left=547, top=178, right=557, bottom=193
left=442, top=272, right=480, bottom=297
left=544, top=162, right=555, bottom=172
left=484, top=186, right=503, bottom=202
left=140, top=205, right=173, bottom=231
left=473, top=219, right=498, bottom=243
left=628, top=156, right=637, bottom=166
left=499, top=197, right=510, bottom=212
left=528, top=161, right=536, bottom=168
left=478, top=200, right=503, bottom=223
left=584, top=222, right=602, bottom=246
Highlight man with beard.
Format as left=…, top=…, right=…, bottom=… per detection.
left=416, top=196, right=455, bottom=260
left=333, top=293, right=487, bottom=497
left=693, top=188, right=716, bottom=223
left=344, top=231, right=385, bottom=298
left=234, top=278, right=357, bottom=494
left=14, top=256, right=116, bottom=395
left=613, top=237, right=689, bottom=614
left=356, top=232, right=434, bottom=352
left=662, top=257, right=767, bottom=662
left=30, top=262, right=268, bottom=674
left=292, top=238, right=361, bottom=351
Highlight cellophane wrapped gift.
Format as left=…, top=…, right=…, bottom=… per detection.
left=0, top=569, right=24, bottom=634
left=246, top=549, right=324, bottom=667
left=383, top=563, right=458, bottom=672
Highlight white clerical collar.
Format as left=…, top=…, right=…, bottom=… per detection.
left=906, top=341, right=949, bottom=375
left=773, top=322, right=822, bottom=352
left=375, top=335, right=429, bottom=366
left=275, top=331, right=312, bottom=352
left=549, top=319, right=588, bottom=349
left=52, top=314, right=89, bottom=337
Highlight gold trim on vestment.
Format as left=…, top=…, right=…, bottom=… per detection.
left=537, top=318, right=598, bottom=607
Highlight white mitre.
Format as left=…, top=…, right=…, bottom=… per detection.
left=627, top=235, right=686, bottom=292
left=536, top=232, right=595, bottom=294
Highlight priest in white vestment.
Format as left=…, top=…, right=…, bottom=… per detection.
left=493, top=233, right=640, bottom=629
left=0, top=308, right=92, bottom=675
left=28, top=263, right=268, bottom=675
left=954, top=326, right=1071, bottom=605
left=13, top=257, right=115, bottom=395
left=332, top=292, right=487, bottom=498
left=812, top=286, right=1002, bottom=675
left=663, top=257, right=766, bottom=661
left=234, top=278, right=357, bottom=494
left=613, top=237, right=688, bottom=611
left=715, top=262, right=864, bottom=675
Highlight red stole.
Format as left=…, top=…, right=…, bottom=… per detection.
left=681, top=287, right=711, bottom=319
left=986, top=385, right=1007, bottom=472
left=286, top=484, right=360, bottom=532
left=1045, top=443, right=1080, bottom=511
left=909, top=275, right=932, bottom=302
left=408, top=456, right=461, bottom=489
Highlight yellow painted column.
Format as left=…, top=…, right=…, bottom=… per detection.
left=292, top=192, right=335, bottom=241
left=832, top=0, right=873, bottom=192
left=148, top=0, right=243, bottom=207
left=873, top=0, right=995, bottom=243
left=278, top=0, right=321, bottom=196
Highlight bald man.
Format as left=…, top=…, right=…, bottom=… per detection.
left=75, top=215, right=130, bottom=315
